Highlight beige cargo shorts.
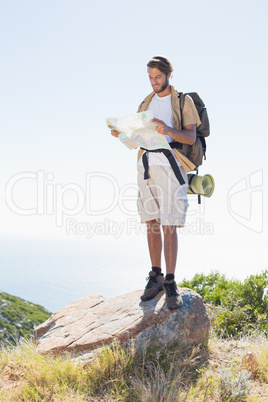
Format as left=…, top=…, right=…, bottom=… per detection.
left=137, top=164, right=189, bottom=227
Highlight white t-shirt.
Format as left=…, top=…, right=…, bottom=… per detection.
left=137, top=93, right=181, bottom=167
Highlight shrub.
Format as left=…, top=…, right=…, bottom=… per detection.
left=218, top=367, right=251, bottom=401
left=0, top=292, right=51, bottom=346
left=179, top=270, right=268, bottom=337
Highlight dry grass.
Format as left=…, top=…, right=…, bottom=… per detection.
left=0, top=334, right=268, bottom=401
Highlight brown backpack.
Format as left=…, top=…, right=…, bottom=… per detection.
left=177, top=92, right=210, bottom=169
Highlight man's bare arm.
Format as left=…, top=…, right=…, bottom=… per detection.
left=152, top=118, right=196, bottom=145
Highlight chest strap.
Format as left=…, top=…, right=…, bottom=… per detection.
left=141, top=147, right=185, bottom=185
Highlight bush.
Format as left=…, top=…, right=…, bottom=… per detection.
left=218, top=367, right=251, bottom=401
left=0, top=292, right=51, bottom=346
left=179, top=270, right=268, bottom=337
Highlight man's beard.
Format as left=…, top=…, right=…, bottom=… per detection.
left=153, top=77, right=169, bottom=94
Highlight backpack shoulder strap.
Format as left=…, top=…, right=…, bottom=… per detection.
left=177, top=92, right=185, bottom=128
left=178, top=92, right=185, bottom=108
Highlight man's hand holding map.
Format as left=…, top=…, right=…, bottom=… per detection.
left=106, top=111, right=171, bottom=150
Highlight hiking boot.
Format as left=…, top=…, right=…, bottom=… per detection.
left=140, top=271, right=164, bottom=301
left=164, top=279, right=183, bottom=310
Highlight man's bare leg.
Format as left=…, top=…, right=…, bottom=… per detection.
left=162, top=225, right=181, bottom=309
left=140, top=219, right=164, bottom=302
left=146, top=219, right=162, bottom=268
left=162, top=225, right=178, bottom=275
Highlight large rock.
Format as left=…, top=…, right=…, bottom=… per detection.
left=34, top=288, right=210, bottom=358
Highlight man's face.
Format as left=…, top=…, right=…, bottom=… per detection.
left=148, top=67, right=170, bottom=94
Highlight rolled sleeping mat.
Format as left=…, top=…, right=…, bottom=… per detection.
left=187, top=174, right=215, bottom=198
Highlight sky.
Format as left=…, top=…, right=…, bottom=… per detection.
left=0, top=0, right=267, bottom=287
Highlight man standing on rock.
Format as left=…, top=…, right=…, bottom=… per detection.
left=110, top=56, right=200, bottom=310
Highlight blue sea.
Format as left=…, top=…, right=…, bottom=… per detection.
left=0, top=236, right=149, bottom=313
left=1, top=233, right=266, bottom=314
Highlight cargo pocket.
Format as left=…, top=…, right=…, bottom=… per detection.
left=174, top=197, right=189, bottom=227
left=137, top=191, right=142, bottom=216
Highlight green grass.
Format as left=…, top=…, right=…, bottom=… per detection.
left=1, top=332, right=268, bottom=401
left=1, top=270, right=268, bottom=400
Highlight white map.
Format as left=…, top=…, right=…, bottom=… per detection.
left=106, top=110, right=171, bottom=150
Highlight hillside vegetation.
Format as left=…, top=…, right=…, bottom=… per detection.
left=179, top=270, right=268, bottom=337
left=0, top=291, right=51, bottom=346
left=0, top=270, right=267, bottom=401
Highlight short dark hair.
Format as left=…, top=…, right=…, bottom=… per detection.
left=147, top=55, right=173, bottom=75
